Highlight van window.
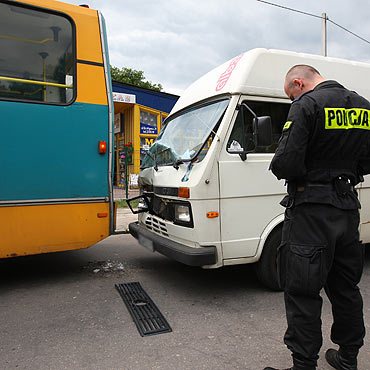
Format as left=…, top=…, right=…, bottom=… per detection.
left=0, top=3, right=74, bottom=104
left=227, top=100, right=290, bottom=153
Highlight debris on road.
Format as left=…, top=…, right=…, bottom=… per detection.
left=83, top=260, right=126, bottom=275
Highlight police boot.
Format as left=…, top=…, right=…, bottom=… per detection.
left=325, top=349, right=357, bottom=370
left=264, top=354, right=316, bottom=370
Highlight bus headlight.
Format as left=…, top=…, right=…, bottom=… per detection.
left=175, top=204, right=191, bottom=223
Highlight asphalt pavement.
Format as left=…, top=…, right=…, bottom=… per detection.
left=0, top=230, right=369, bottom=370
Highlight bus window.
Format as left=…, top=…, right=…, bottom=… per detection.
left=227, top=100, right=290, bottom=153
left=0, top=2, right=75, bottom=104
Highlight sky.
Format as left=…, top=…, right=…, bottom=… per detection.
left=66, top=0, right=370, bottom=95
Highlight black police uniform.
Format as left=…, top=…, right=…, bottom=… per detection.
left=270, top=80, right=370, bottom=370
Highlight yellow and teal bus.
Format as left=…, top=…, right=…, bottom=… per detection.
left=0, top=0, right=115, bottom=258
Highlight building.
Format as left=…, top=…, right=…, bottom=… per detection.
left=112, top=81, right=179, bottom=188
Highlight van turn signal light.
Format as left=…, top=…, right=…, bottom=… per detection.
left=99, top=141, right=107, bottom=154
left=207, top=211, right=219, bottom=218
left=178, top=187, right=190, bottom=198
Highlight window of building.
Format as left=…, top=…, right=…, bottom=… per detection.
left=140, top=110, right=158, bottom=135
left=227, top=100, right=290, bottom=153
left=0, top=2, right=75, bottom=104
left=140, top=136, right=156, bottom=164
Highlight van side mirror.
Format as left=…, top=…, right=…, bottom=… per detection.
left=253, top=116, right=272, bottom=147
left=236, top=103, right=273, bottom=161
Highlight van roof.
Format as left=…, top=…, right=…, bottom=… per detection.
left=171, top=48, right=370, bottom=114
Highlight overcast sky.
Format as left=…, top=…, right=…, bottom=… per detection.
left=67, top=0, right=370, bottom=95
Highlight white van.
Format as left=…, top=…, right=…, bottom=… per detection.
left=128, top=48, right=370, bottom=290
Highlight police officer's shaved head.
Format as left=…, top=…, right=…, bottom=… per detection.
left=285, top=65, right=321, bottom=87
left=284, top=64, right=325, bottom=101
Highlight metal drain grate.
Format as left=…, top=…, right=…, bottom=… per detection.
left=115, top=282, right=172, bottom=336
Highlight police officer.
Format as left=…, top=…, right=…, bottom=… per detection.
left=264, top=65, right=370, bottom=370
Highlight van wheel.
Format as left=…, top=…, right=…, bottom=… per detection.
left=255, top=226, right=283, bottom=291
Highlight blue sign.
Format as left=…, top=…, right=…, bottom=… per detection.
left=140, top=123, right=158, bottom=135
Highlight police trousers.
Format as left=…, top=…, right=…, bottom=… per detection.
left=278, top=203, right=365, bottom=369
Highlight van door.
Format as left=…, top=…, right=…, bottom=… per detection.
left=358, top=177, right=370, bottom=243
left=218, top=98, right=290, bottom=261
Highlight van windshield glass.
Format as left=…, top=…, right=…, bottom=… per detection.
left=141, top=99, right=229, bottom=169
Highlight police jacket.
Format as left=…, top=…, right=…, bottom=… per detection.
left=270, top=80, right=370, bottom=209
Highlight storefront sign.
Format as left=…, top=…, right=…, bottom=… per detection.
left=140, top=137, right=155, bottom=148
left=113, top=92, right=136, bottom=104
left=130, top=174, right=139, bottom=186
left=140, top=123, right=158, bottom=135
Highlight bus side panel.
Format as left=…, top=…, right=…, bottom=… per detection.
left=76, top=63, right=108, bottom=105
left=0, top=202, right=110, bottom=258
left=0, top=101, right=109, bottom=201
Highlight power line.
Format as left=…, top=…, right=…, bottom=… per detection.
left=327, top=18, right=370, bottom=46
left=256, top=0, right=322, bottom=20
left=256, top=0, right=370, bottom=46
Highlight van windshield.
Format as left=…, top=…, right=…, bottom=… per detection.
left=141, top=99, right=229, bottom=169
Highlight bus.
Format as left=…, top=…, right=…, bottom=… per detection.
left=0, top=0, right=115, bottom=258
left=127, top=48, right=370, bottom=290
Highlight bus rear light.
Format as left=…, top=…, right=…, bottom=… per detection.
left=99, top=141, right=107, bottom=154
left=178, top=187, right=189, bottom=198
left=207, top=212, right=219, bottom=218
left=97, top=212, right=107, bottom=218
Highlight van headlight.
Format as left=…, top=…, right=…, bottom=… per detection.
left=138, top=198, right=148, bottom=211
left=174, top=204, right=191, bottom=223
left=126, top=194, right=151, bottom=214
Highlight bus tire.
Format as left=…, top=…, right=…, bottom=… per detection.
left=255, top=226, right=283, bottom=291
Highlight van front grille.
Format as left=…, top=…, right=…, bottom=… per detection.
left=145, top=216, right=168, bottom=237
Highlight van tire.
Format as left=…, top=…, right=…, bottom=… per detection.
left=255, top=226, right=283, bottom=291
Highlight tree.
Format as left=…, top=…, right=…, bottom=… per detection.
left=110, top=66, right=163, bottom=92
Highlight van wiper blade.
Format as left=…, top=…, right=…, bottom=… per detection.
left=174, top=158, right=194, bottom=169
left=173, top=160, right=180, bottom=170
left=145, top=151, right=158, bottom=171
left=177, top=156, right=194, bottom=163
left=157, top=146, right=181, bottom=170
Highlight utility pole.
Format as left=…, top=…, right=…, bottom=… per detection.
left=322, top=12, right=327, bottom=56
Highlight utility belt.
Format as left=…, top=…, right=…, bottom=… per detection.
left=285, top=176, right=355, bottom=206
left=294, top=177, right=354, bottom=196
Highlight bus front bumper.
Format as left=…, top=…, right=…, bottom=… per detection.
left=129, top=222, right=217, bottom=266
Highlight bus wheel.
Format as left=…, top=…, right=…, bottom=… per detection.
left=255, top=226, right=283, bottom=291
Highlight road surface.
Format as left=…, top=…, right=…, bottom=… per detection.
left=0, top=233, right=369, bottom=370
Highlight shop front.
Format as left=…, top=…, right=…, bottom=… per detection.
left=112, top=82, right=179, bottom=195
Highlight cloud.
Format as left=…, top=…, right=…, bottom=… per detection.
left=67, top=0, right=370, bottom=94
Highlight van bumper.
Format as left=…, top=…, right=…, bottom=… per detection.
left=129, top=222, right=217, bottom=266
